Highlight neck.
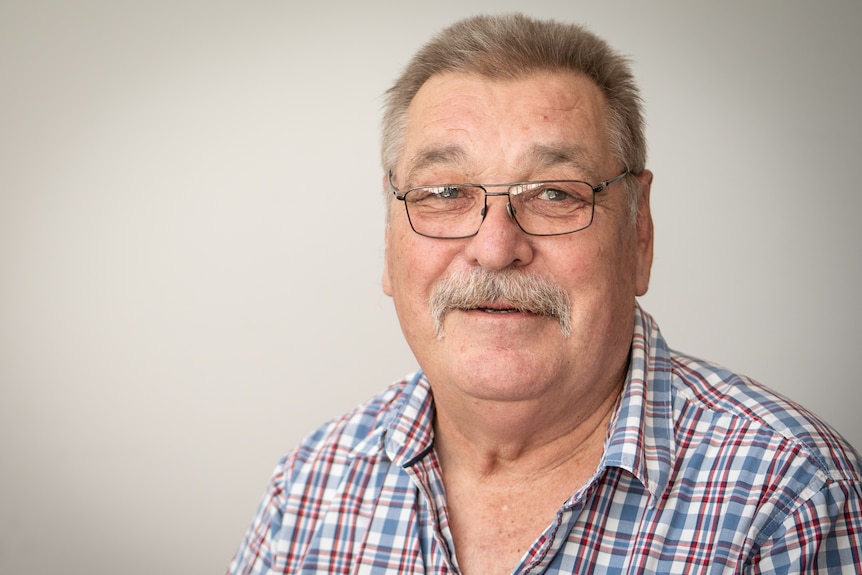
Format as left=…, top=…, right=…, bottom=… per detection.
left=432, top=372, right=625, bottom=479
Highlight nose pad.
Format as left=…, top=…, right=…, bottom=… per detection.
left=479, top=196, right=517, bottom=226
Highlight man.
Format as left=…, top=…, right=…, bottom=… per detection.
left=228, top=14, right=862, bottom=574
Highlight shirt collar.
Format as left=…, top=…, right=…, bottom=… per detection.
left=352, top=372, right=436, bottom=468
left=600, top=303, right=676, bottom=504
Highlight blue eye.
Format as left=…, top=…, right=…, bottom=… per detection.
left=436, top=186, right=461, bottom=199
left=406, top=185, right=477, bottom=206
left=537, top=187, right=572, bottom=201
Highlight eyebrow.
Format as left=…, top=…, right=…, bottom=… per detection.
left=527, top=143, right=598, bottom=179
left=404, top=144, right=467, bottom=181
left=403, top=142, right=599, bottom=183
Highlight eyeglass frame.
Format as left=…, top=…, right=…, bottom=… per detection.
left=388, top=169, right=630, bottom=239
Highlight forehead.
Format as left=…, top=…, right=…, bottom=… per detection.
left=400, top=71, right=612, bottom=179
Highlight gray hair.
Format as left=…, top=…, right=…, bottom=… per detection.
left=429, top=267, right=572, bottom=338
left=381, top=13, right=646, bottom=217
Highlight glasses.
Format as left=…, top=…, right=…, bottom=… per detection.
left=389, top=169, right=629, bottom=239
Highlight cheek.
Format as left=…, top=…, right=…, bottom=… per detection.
left=387, top=233, right=456, bottom=302
left=556, top=231, right=636, bottom=303
left=557, top=241, right=606, bottom=287
left=598, top=228, right=640, bottom=304
left=385, top=238, right=462, bottom=345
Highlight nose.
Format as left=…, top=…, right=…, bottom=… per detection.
left=465, top=194, right=534, bottom=270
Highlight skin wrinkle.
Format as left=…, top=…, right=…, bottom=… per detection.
left=434, top=374, right=621, bottom=474
left=400, top=142, right=601, bottom=188
left=529, top=143, right=599, bottom=181
left=401, top=73, right=605, bottom=184
left=405, top=144, right=468, bottom=183
left=398, top=76, right=610, bottom=191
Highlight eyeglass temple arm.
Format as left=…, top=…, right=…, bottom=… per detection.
left=388, top=170, right=408, bottom=200
left=594, top=169, right=630, bottom=192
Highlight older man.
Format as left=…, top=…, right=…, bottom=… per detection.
left=228, top=14, right=862, bottom=574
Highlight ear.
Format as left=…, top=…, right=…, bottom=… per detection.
left=634, top=169, right=654, bottom=297
left=381, top=171, right=395, bottom=297
left=382, top=227, right=394, bottom=296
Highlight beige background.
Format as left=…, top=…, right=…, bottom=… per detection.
left=1, top=1, right=860, bottom=573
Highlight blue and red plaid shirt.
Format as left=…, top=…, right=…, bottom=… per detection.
left=228, top=306, right=862, bottom=573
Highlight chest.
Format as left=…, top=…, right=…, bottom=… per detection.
left=279, top=460, right=768, bottom=574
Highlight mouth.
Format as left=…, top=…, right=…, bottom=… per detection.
left=470, top=305, right=522, bottom=314
left=462, top=301, right=530, bottom=316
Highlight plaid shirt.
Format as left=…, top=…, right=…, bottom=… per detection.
left=228, top=306, right=862, bottom=574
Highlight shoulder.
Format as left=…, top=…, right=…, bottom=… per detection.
left=285, top=375, right=416, bottom=473
left=668, top=350, right=861, bottom=482
left=253, top=375, right=418, bottom=527
left=226, top=376, right=423, bottom=573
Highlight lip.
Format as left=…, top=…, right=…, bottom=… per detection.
left=460, top=303, right=535, bottom=317
left=443, top=306, right=550, bottom=339
left=472, top=306, right=519, bottom=313
left=454, top=307, right=542, bottom=330
left=465, top=301, right=522, bottom=313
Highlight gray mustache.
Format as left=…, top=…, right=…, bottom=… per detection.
left=429, top=268, right=572, bottom=338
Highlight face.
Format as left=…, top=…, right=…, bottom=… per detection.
left=382, top=71, right=653, bottom=408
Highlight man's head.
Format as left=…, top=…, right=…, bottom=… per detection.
left=382, top=13, right=646, bottom=217
left=381, top=14, right=653, bottom=409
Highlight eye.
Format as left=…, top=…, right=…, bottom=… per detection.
left=436, top=186, right=461, bottom=199
left=407, top=185, right=475, bottom=206
left=536, top=187, right=572, bottom=201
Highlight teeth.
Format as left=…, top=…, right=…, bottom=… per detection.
left=482, top=308, right=517, bottom=314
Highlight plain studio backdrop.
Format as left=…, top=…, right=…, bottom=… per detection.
left=1, top=1, right=860, bottom=573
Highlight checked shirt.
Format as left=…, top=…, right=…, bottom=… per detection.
left=228, top=306, right=862, bottom=574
